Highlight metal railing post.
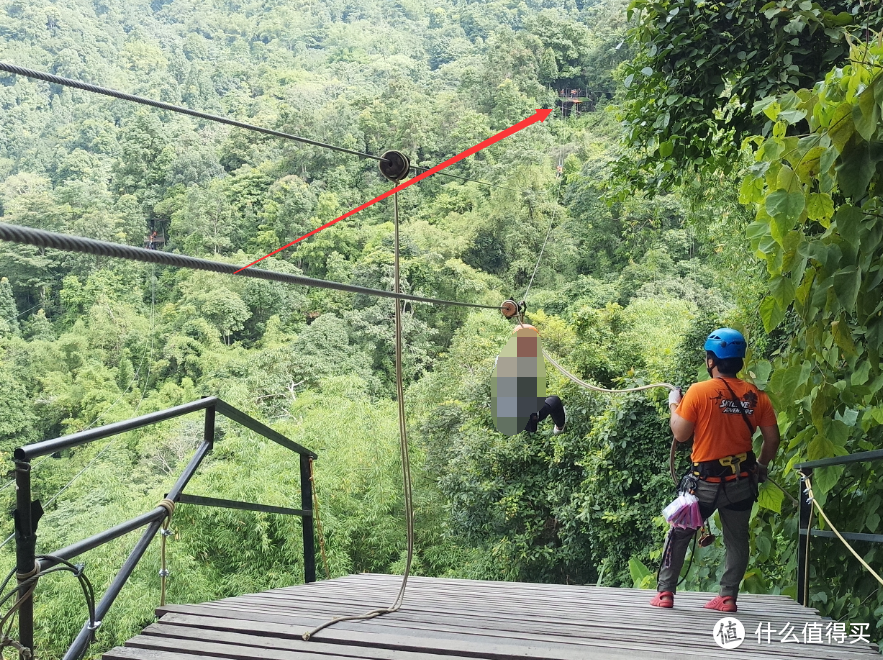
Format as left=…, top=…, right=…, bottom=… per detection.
left=204, top=405, right=215, bottom=448
left=13, top=459, right=35, bottom=658
left=300, top=454, right=316, bottom=583
left=797, top=467, right=813, bottom=606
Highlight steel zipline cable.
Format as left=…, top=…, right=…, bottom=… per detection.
left=0, top=61, right=382, bottom=161
left=0, top=61, right=504, bottom=189
left=0, top=224, right=501, bottom=311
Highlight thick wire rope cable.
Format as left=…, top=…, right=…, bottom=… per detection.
left=303, top=190, right=414, bottom=641
left=0, top=62, right=511, bottom=190
left=0, top=224, right=500, bottom=311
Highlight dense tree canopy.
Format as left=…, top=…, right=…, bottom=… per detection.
left=1, top=0, right=881, bottom=656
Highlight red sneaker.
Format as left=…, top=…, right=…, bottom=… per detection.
left=650, top=591, right=674, bottom=608
left=704, top=595, right=737, bottom=612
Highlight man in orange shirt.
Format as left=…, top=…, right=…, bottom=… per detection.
left=650, top=328, right=780, bottom=612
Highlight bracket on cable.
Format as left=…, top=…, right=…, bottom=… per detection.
left=379, top=150, right=410, bottom=182
left=500, top=299, right=527, bottom=324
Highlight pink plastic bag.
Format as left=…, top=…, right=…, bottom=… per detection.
left=662, top=492, right=702, bottom=529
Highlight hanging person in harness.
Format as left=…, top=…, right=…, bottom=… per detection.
left=651, top=328, right=780, bottom=612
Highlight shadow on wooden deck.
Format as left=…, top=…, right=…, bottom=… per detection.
left=104, top=573, right=880, bottom=659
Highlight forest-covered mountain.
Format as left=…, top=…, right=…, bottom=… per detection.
left=0, top=0, right=881, bottom=656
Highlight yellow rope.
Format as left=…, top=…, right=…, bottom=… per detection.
left=802, top=473, right=883, bottom=587
left=156, top=498, right=176, bottom=607
left=309, top=458, right=331, bottom=580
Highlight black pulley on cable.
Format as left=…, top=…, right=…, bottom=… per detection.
left=500, top=299, right=525, bottom=319
left=378, top=150, right=411, bottom=182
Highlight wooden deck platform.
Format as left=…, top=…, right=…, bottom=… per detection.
left=104, top=573, right=880, bottom=659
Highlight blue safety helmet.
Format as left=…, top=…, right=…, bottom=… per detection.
left=704, top=328, right=746, bottom=359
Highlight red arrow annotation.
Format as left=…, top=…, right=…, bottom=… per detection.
left=234, top=108, right=553, bottom=273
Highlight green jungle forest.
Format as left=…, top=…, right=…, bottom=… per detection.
left=0, top=0, right=882, bottom=656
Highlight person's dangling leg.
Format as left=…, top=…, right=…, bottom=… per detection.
left=536, top=395, right=565, bottom=430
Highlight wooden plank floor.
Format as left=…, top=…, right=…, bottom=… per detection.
left=104, top=574, right=880, bottom=659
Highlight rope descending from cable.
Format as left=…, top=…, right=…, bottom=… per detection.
left=309, top=459, right=331, bottom=580
left=157, top=498, right=176, bottom=607
left=800, top=472, right=883, bottom=588
left=302, top=189, right=415, bottom=641
left=0, top=224, right=499, bottom=311
left=522, top=166, right=564, bottom=301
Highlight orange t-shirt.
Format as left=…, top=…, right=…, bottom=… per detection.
left=676, top=377, right=777, bottom=463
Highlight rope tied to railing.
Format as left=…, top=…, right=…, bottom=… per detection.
left=0, top=635, right=32, bottom=659
left=156, top=498, right=176, bottom=607
left=800, top=472, right=883, bottom=588
left=309, top=459, right=331, bottom=580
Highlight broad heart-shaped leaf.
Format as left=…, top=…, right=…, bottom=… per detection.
left=832, top=266, right=861, bottom=313
left=811, top=464, right=845, bottom=499
left=835, top=138, right=875, bottom=200
left=768, top=363, right=803, bottom=404
left=831, top=319, right=856, bottom=356
left=757, top=482, right=784, bottom=513
left=806, top=433, right=835, bottom=461
left=659, top=140, right=673, bottom=157
left=854, top=85, right=880, bottom=141
left=796, top=146, right=825, bottom=184
left=765, top=189, right=805, bottom=221
left=851, top=360, right=871, bottom=386
left=827, top=102, right=855, bottom=153
left=806, top=192, right=834, bottom=224
left=832, top=204, right=862, bottom=249
left=759, top=295, right=785, bottom=332
left=769, top=275, right=796, bottom=308
left=776, top=165, right=801, bottom=193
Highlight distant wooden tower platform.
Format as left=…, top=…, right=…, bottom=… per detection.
left=104, top=573, right=880, bottom=659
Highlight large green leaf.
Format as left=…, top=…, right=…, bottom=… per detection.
left=831, top=319, right=856, bottom=356
left=835, top=139, right=875, bottom=200
left=828, top=102, right=855, bottom=153
left=806, top=433, right=835, bottom=461
left=769, top=363, right=803, bottom=404
left=765, top=189, right=805, bottom=221
left=832, top=266, right=861, bottom=313
left=832, top=205, right=863, bottom=249
left=759, top=296, right=785, bottom=332
left=769, top=275, right=796, bottom=308
left=854, top=84, right=880, bottom=141
left=812, top=464, right=845, bottom=497
left=806, top=192, right=834, bottom=224
left=757, top=482, right=784, bottom=513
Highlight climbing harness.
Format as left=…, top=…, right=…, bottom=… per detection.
left=303, top=153, right=415, bottom=641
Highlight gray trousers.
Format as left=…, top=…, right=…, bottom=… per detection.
left=657, top=477, right=755, bottom=597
